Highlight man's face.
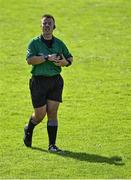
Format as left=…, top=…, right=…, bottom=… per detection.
left=41, top=17, right=55, bottom=35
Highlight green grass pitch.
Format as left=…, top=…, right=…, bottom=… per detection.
left=0, top=0, right=131, bottom=178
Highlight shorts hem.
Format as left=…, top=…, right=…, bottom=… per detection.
left=33, top=103, right=47, bottom=108
left=47, top=98, right=62, bottom=103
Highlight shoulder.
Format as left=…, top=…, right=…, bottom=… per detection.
left=28, top=36, right=41, bottom=45
left=53, top=36, right=65, bottom=45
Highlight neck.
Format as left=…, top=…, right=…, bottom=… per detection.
left=42, top=34, right=53, bottom=40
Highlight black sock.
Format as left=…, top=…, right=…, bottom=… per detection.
left=27, top=116, right=38, bottom=133
left=47, top=120, right=58, bottom=146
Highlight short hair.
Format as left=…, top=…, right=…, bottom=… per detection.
left=41, top=14, right=56, bottom=29
left=41, top=14, right=55, bottom=23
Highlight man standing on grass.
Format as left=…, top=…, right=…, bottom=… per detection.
left=23, top=14, right=73, bottom=152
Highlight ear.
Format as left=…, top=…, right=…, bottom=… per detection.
left=54, top=24, right=56, bottom=29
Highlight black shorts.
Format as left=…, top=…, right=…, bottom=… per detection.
left=29, top=74, right=64, bottom=108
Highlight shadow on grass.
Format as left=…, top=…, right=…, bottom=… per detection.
left=31, top=147, right=124, bottom=166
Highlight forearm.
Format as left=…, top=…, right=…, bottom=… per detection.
left=66, top=57, right=73, bottom=64
left=53, top=56, right=73, bottom=67
left=27, top=56, right=46, bottom=65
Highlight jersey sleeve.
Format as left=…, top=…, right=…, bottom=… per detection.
left=26, top=40, right=37, bottom=60
left=61, top=42, right=73, bottom=59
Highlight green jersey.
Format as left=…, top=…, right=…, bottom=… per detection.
left=26, top=35, right=72, bottom=77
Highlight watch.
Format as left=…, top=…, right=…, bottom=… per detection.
left=44, top=55, right=48, bottom=61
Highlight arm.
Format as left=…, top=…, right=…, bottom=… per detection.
left=53, top=41, right=73, bottom=67
left=66, top=56, right=73, bottom=66
left=26, top=39, right=49, bottom=65
left=27, top=56, right=46, bottom=65
left=27, top=54, right=58, bottom=65
left=53, top=55, right=73, bottom=67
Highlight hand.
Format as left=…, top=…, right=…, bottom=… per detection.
left=47, top=54, right=57, bottom=62
left=53, top=54, right=69, bottom=67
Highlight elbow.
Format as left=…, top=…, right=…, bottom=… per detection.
left=68, top=57, right=73, bottom=63
left=27, top=58, right=32, bottom=65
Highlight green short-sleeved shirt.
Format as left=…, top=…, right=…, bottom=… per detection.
left=26, top=35, right=72, bottom=77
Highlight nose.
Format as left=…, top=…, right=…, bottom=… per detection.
left=45, top=23, right=50, bottom=27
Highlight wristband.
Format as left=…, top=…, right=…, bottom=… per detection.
left=66, top=59, right=72, bottom=67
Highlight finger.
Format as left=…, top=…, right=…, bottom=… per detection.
left=54, top=62, right=61, bottom=66
left=49, top=57, right=57, bottom=62
left=61, top=54, right=65, bottom=59
left=57, top=56, right=61, bottom=60
left=55, top=59, right=60, bottom=62
left=55, top=56, right=61, bottom=61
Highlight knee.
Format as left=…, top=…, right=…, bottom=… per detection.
left=35, top=111, right=46, bottom=122
left=47, top=109, right=57, bottom=119
left=33, top=105, right=47, bottom=122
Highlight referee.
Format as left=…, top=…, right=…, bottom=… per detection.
left=24, top=14, right=73, bottom=152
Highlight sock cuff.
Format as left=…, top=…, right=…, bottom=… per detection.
left=47, top=120, right=58, bottom=126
